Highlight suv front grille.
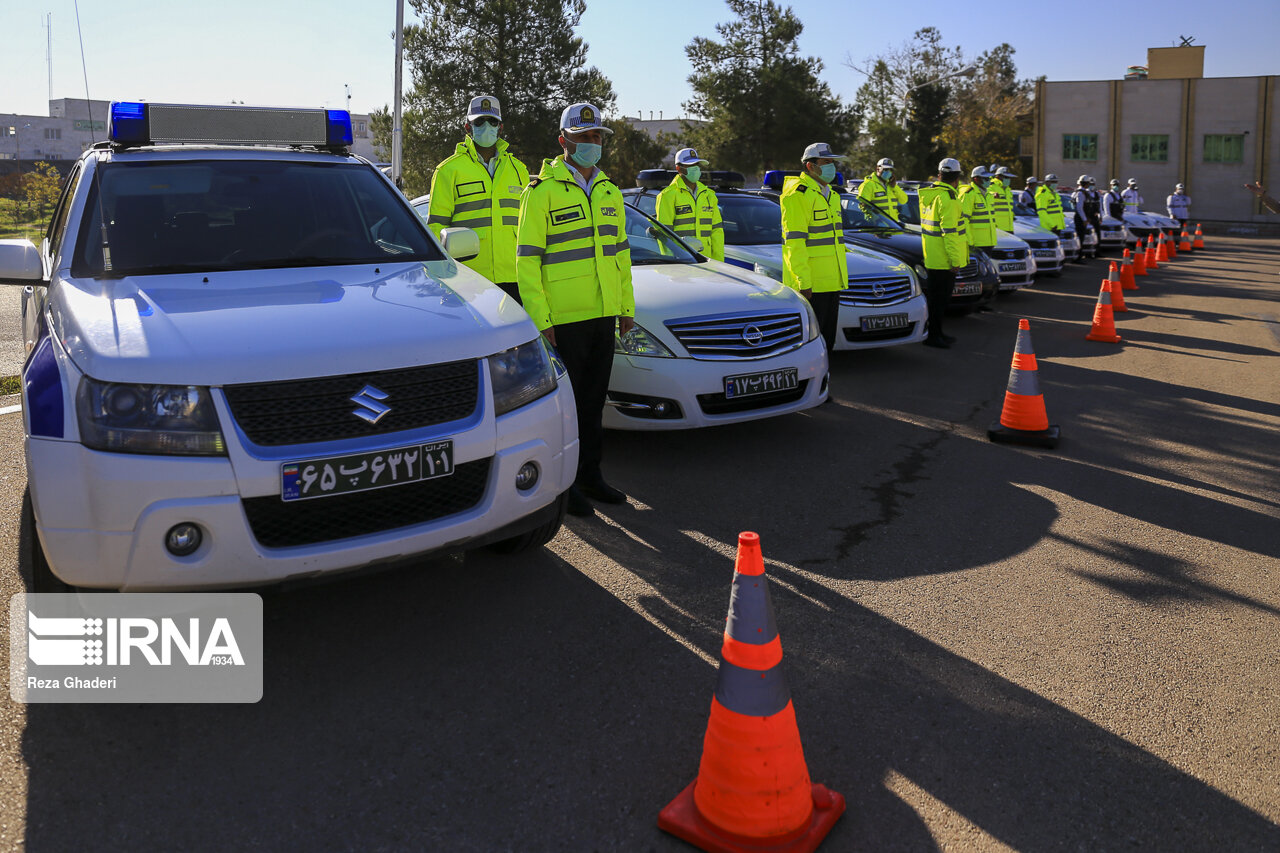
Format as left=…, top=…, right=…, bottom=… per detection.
left=985, top=248, right=1028, bottom=261
left=665, top=312, right=803, bottom=359
left=242, top=457, right=491, bottom=547
left=956, top=260, right=980, bottom=278
left=224, top=359, right=480, bottom=446
left=1026, top=239, right=1057, bottom=250
left=841, top=276, right=913, bottom=306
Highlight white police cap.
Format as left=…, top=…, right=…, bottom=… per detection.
left=802, top=142, right=845, bottom=161
left=675, top=147, right=708, bottom=166
left=560, top=103, right=612, bottom=135
left=466, top=95, right=501, bottom=122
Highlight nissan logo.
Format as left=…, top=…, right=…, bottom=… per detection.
left=741, top=325, right=764, bottom=346
left=872, top=280, right=886, bottom=298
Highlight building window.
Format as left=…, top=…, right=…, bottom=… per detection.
left=43, top=128, right=62, bottom=140
left=1130, top=134, right=1168, bottom=162
left=5, top=126, right=14, bottom=137
left=1203, top=134, right=1244, bottom=163
left=1062, top=134, right=1098, bottom=161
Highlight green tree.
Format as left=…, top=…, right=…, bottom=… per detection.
left=22, top=163, right=61, bottom=222
left=683, top=0, right=856, bottom=176
left=381, top=0, right=616, bottom=197
left=602, top=120, right=668, bottom=188
left=937, top=45, right=1033, bottom=178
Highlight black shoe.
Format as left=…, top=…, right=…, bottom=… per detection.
left=566, top=486, right=594, bottom=516
left=922, top=336, right=951, bottom=349
left=577, top=478, right=627, bottom=504
left=941, top=333, right=957, bottom=344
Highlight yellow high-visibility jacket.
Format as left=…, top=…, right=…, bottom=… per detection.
left=655, top=175, right=724, bottom=261
left=919, top=182, right=968, bottom=270
left=1035, top=185, right=1065, bottom=230
left=958, top=183, right=996, bottom=248
left=855, top=173, right=908, bottom=221
left=780, top=173, right=847, bottom=293
left=516, top=156, right=634, bottom=331
left=989, top=182, right=1015, bottom=231
left=426, top=137, right=530, bottom=283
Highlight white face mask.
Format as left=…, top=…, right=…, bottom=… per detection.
left=470, top=122, right=499, bottom=148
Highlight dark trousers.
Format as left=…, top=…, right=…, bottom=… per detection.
left=553, top=316, right=616, bottom=483
left=925, top=268, right=955, bottom=336
left=496, top=282, right=521, bottom=304
left=809, top=290, right=840, bottom=351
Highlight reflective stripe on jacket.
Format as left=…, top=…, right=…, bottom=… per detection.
left=1035, top=185, right=1066, bottom=230
left=655, top=175, right=724, bottom=261
left=1121, top=188, right=1143, bottom=212
left=426, top=137, right=530, bottom=283
left=919, top=182, right=968, bottom=270
left=855, top=173, right=908, bottom=221
left=780, top=173, right=847, bottom=293
left=989, top=183, right=1015, bottom=231
left=515, top=156, right=634, bottom=331
left=958, top=183, right=996, bottom=248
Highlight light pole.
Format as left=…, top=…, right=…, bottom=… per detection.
left=901, top=64, right=977, bottom=128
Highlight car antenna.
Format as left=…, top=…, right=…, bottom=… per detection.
left=74, top=0, right=112, bottom=271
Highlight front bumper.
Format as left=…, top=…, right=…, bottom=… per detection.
left=604, top=337, right=828, bottom=430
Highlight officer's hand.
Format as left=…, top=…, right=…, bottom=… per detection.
left=951, top=266, right=962, bottom=273
left=543, top=327, right=557, bottom=347
left=618, top=315, right=635, bottom=336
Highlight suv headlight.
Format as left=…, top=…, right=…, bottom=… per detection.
left=76, top=379, right=226, bottom=455
left=615, top=322, right=675, bottom=357
left=490, top=338, right=557, bottom=415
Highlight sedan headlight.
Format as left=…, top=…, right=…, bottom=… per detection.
left=490, top=338, right=557, bottom=415
left=615, top=322, right=675, bottom=358
left=76, top=378, right=225, bottom=455
left=908, top=267, right=923, bottom=297
left=803, top=297, right=820, bottom=342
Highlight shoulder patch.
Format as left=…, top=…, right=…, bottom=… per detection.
left=795, top=184, right=808, bottom=192
left=528, top=177, right=543, bottom=188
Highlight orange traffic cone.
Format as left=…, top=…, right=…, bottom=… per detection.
left=1166, top=228, right=1178, bottom=258
left=1179, top=227, right=1192, bottom=252
left=1155, top=231, right=1170, bottom=262
left=988, top=319, right=1060, bottom=448
left=1193, top=223, right=1205, bottom=249
left=1086, top=278, right=1123, bottom=343
left=659, top=532, right=845, bottom=853
left=1120, top=249, right=1138, bottom=289
left=1107, top=262, right=1128, bottom=312
left=1131, top=243, right=1148, bottom=277
left=1144, top=235, right=1159, bottom=270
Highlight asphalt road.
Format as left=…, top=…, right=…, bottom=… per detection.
left=1, top=238, right=1278, bottom=852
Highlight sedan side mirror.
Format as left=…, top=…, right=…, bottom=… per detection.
left=440, top=227, right=480, bottom=262
left=0, top=239, right=45, bottom=285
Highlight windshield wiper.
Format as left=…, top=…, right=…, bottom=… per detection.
left=632, top=257, right=686, bottom=265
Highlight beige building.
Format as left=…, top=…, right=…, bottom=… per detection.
left=1032, top=47, right=1277, bottom=224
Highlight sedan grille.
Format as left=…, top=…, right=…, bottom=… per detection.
left=224, top=359, right=480, bottom=446
left=955, top=260, right=980, bottom=279
left=1025, top=239, right=1057, bottom=250
left=985, top=248, right=1028, bottom=261
left=841, top=276, right=913, bottom=306
left=665, top=312, right=804, bottom=359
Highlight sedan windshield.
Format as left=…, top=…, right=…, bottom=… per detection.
left=624, top=205, right=699, bottom=264
left=837, top=195, right=903, bottom=231
left=73, top=159, right=444, bottom=277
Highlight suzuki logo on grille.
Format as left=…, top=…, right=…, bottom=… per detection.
left=741, top=325, right=764, bottom=346
left=350, top=385, right=391, bottom=424
left=872, top=280, right=886, bottom=298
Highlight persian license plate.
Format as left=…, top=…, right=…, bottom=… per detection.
left=1033, top=249, right=1057, bottom=258
left=281, top=440, right=454, bottom=501
left=860, top=313, right=909, bottom=332
left=724, top=368, right=799, bottom=399
left=998, top=262, right=1024, bottom=272
left=953, top=281, right=981, bottom=296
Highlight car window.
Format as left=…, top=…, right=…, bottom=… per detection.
left=45, top=163, right=82, bottom=261
left=715, top=194, right=782, bottom=245
left=72, top=160, right=443, bottom=277
left=838, top=195, right=901, bottom=231
left=898, top=194, right=921, bottom=226
left=624, top=205, right=697, bottom=264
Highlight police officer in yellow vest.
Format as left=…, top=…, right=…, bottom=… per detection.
left=426, top=95, right=530, bottom=302
left=988, top=166, right=1017, bottom=233
left=855, top=157, right=909, bottom=221
left=517, top=103, right=634, bottom=516
left=655, top=148, right=724, bottom=261
left=959, top=165, right=997, bottom=311
left=781, top=142, right=848, bottom=351
left=919, top=158, right=968, bottom=349
left=1035, top=174, right=1066, bottom=233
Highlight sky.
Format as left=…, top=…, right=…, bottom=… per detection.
left=1, top=0, right=1277, bottom=121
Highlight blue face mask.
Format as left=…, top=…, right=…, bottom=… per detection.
left=471, top=123, right=499, bottom=148
left=815, top=163, right=836, bottom=183
left=881, top=169, right=893, bottom=181
left=684, top=166, right=701, bottom=183
left=569, top=142, right=602, bottom=168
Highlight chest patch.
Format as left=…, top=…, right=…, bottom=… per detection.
left=508, top=185, right=522, bottom=194
left=551, top=205, right=585, bottom=225
left=456, top=180, right=485, bottom=197
left=812, top=208, right=829, bottom=221
left=675, top=204, right=693, bottom=215
left=600, top=206, right=617, bottom=217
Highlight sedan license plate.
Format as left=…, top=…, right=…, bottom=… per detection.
left=1033, top=249, right=1057, bottom=258
left=724, top=368, right=798, bottom=399
left=953, top=281, right=981, bottom=296
left=282, top=440, right=453, bottom=501
left=861, top=313, right=909, bottom=332
left=998, top=262, right=1024, bottom=273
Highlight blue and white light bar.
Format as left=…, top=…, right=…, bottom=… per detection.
left=108, top=102, right=353, bottom=149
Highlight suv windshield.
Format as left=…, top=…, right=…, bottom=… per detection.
left=716, top=194, right=782, bottom=245
left=73, top=159, right=444, bottom=277
left=837, top=195, right=903, bottom=231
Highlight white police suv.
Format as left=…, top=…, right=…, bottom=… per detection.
left=0, top=102, right=578, bottom=591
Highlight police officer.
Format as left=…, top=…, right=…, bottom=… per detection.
left=1103, top=178, right=1126, bottom=219
left=1036, top=174, right=1066, bottom=233
left=1018, top=175, right=1039, bottom=208
left=1167, top=183, right=1191, bottom=227
left=959, top=166, right=996, bottom=311
left=781, top=142, right=848, bottom=351
left=1083, top=175, right=1103, bottom=235
left=655, top=148, right=724, bottom=261
left=856, top=157, right=908, bottom=221
left=427, top=95, right=530, bottom=302
left=989, top=166, right=1017, bottom=233
left=919, top=158, right=967, bottom=349
left=1122, top=178, right=1144, bottom=214
left=1070, top=175, right=1093, bottom=240
left=516, top=103, right=635, bottom=516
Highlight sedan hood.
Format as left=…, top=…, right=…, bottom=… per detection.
left=631, top=259, right=802, bottom=324
left=723, top=241, right=914, bottom=281
left=52, top=261, right=535, bottom=385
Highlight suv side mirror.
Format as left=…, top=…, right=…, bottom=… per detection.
left=0, top=239, right=45, bottom=285
left=440, top=227, right=480, bottom=262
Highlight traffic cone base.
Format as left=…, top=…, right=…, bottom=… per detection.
left=988, top=419, right=1061, bottom=449
left=660, top=776, right=846, bottom=853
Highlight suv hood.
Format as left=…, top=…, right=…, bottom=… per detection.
left=52, top=261, right=535, bottom=385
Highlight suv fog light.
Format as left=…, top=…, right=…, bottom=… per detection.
left=165, top=523, right=203, bottom=557
left=515, top=462, right=539, bottom=491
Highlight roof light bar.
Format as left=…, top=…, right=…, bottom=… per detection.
left=107, top=102, right=353, bottom=150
